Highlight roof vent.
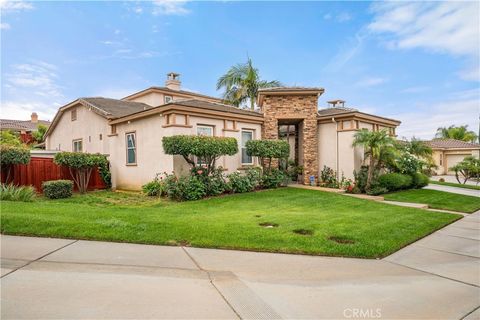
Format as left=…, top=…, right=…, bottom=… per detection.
left=327, top=99, right=346, bottom=108
left=165, top=72, right=181, bottom=91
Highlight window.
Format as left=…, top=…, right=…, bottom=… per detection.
left=439, top=154, right=443, bottom=166
left=72, top=139, right=82, bottom=152
left=241, top=130, right=253, bottom=164
left=99, top=134, right=103, bottom=140
left=164, top=95, right=173, bottom=103
left=197, top=125, right=213, bottom=136
left=71, top=108, right=77, bottom=121
left=126, top=132, right=136, bottom=165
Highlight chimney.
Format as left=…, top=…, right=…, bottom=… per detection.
left=327, top=99, right=346, bottom=108
left=165, top=72, right=181, bottom=91
left=31, top=112, right=38, bottom=123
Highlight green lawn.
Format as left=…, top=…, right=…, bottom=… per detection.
left=384, top=189, right=480, bottom=213
left=1, top=188, right=460, bottom=258
left=430, top=180, right=480, bottom=191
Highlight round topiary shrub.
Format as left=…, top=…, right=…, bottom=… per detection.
left=378, top=173, right=412, bottom=191
left=411, top=172, right=429, bottom=189
left=42, top=180, right=73, bottom=199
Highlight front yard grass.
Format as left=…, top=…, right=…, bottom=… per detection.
left=1, top=188, right=460, bottom=258
left=430, top=181, right=480, bottom=191
left=384, top=189, right=480, bottom=213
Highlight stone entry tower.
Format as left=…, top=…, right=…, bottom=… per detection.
left=257, top=87, right=324, bottom=185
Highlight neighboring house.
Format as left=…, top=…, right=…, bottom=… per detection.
left=0, top=113, right=51, bottom=144
left=425, top=139, right=480, bottom=175
left=45, top=73, right=401, bottom=190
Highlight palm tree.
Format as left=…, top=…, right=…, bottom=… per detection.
left=353, top=129, right=395, bottom=190
left=217, top=58, right=282, bottom=110
left=435, top=125, right=478, bottom=143
left=407, top=137, right=433, bottom=158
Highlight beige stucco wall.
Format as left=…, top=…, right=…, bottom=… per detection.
left=128, top=91, right=220, bottom=107
left=318, top=122, right=337, bottom=173
left=45, top=106, right=110, bottom=154
left=110, top=113, right=261, bottom=190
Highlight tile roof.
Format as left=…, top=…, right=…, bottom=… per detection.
left=80, top=97, right=153, bottom=119
left=0, top=119, right=51, bottom=131
left=171, top=99, right=263, bottom=117
left=123, top=86, right=222, bottom=102
left=424, top=139, right=480, bottom=149
left=258, top=87, right=324, bottom=93
left=317, top=107, right=358, bottom=116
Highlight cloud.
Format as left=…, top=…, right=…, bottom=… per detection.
left=0, top=0, right=33, bottom=13
left=391, top=95, right=480, bottom=140
left=323, top=28, right=369, bottom=72
left=1, top=61, right=65, bottom=120
left=323, top=12, right=352, bottom=23
left=368, top=1, right=480, bottom=81
left=355, top=76, right=388, bottom=87
left=0, top=22, right=10, bottom=29
left=152, top=0, right=190, bottom=16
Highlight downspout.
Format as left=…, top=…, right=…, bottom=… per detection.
left=332, top=117, right=339, bottom=179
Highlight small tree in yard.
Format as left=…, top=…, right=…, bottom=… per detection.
left=246, top=139, right=290, bottom=173
left=162, top=135, right=238, bottom=175
left=450, top=156, right=480, bottom=185
left=54, top=152, right=108, bottom=193
left=0, top=145, right=30, bottom=184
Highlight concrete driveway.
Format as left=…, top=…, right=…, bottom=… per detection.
left=2, top=212, right=479, bottom=319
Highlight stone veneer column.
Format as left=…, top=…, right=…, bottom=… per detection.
left=261, top=94, right=319, bottom=185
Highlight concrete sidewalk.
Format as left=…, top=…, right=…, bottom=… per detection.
left=2, top=213, right=480, bottom=319
left=424, top=183, right=480, bottom=198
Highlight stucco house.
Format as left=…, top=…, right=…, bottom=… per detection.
left=45, top=73, right=401, bottom=190
left=425, top=139, right=480, bottom=175
left=1, top=112, right=51, bottom=144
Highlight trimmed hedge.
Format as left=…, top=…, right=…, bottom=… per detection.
left=378, top=173, right=412, bottom=192
left=411, top=172, right=429, bottom=189
left=42, top=180, right=73, bottom=199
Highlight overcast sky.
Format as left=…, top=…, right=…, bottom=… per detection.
left=1, top=0, right=479, bottom=139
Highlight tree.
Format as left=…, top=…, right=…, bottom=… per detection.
left=32, top=124, right=48, bottom=143
left=450, top=156, right=480, bottom=184
left=216, top=58, right=282, bottom=110
left=54, top=152, right=108, bottom=193
left=246, top=139, right=290, bottom=173
left=352, top=129, right=395, bottom=191
left=162, top=135, right=238, bottom=175
left=0, top=145, right=30, bottom=184
left=435, top=125, right=478, bottom=143
left=0, top=130, right=22, bottom=147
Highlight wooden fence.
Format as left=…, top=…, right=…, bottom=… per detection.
left=2, top=156, right=106, bottom=192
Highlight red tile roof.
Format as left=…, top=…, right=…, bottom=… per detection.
left=425, top=138, right=480, bottom=149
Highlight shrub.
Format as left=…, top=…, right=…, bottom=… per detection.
left=411, top=172, right=429, bottom=189
left=54, top=152, right=108, bottom=193
left=142, top=174, right=164, bottom=196
left=378, top=173, right=412, bottom=191
left=42, top=180, right=73, bottom=199
left=203, top=168, right=228, bottom=196
left=450, top=156, right=480, bottom=184
left=396, top=152, right=422, bottom=175
left=163, top=135, right=238, bottom=175
left=439, top=178, right=445, bottom=182
left=246, top=139, right=289, bottom=172
left=168, top=175, right=206, bottom=201
left=0, top=145, right=30, bottom=184
left=0, top=184, right=35, bottom=202
left=227, top=169, right=260, bottom=193
left=367, top=186, right=388, bottom=196
left=320, top=166, right=338, bottom=188
left=260, top=168, right=286, bottom=189
left=354, top=166, right=380, bottom=193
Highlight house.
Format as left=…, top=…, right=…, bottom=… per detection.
left=45, top=73, right=401, bottom=190
left=0, top=112, right=51, bottom=144
left=425, top=139, right=480, bottom=175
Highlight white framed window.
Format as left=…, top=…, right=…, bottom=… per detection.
left=197, top=125, right=214, bottom=136
left=72, top=139, right=83, bottom=152
left=126, top=132, right=136, bottom=165
left=241, top=130, right=254, bottom=165
left=164, top=95, right=173, bottom=103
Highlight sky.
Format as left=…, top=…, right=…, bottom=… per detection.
left=1, top=0, right=479, bottom=140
